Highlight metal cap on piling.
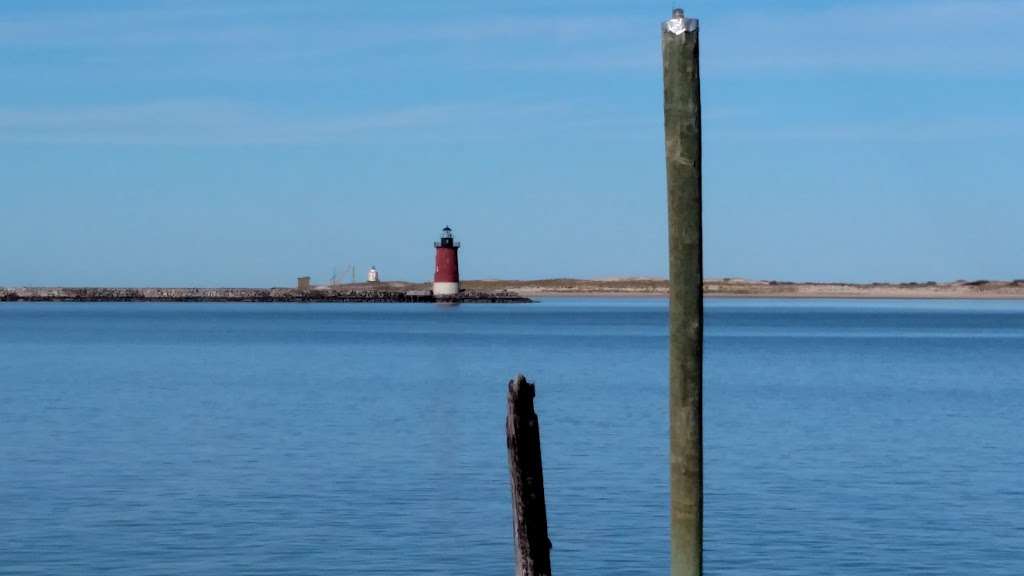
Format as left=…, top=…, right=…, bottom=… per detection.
left=664, top=8, right=699, bottom=36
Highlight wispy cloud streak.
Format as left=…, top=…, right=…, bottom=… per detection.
left=3, top=1, right=1022, bottom=74
left=0, top=102, right=461, bottom=145
left=707, top=0, right=1024, bottom=73
left=711, top=115, right=1024, bottom=143
left=0, top=100, right=586, bottom=145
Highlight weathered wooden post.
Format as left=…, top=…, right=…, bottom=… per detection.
left=507, top=374, right=552, bottom=576
left=662, top=8, right=703, bottom=576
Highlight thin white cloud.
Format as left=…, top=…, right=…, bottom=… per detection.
left=0, top=102, right=461, bottom=145
left=711, top=115, right=1024, bottom=143
left=0, top=4, right=638, bottom=48
left=707, top=0, right=1024, bottom=73
left=426, top=1, right=1024, bottom=75
left=449, top=0, right=1024, bottom=74
left=419, top=14, right=644, bottom=43
left=0, top=100, right=584, bottom=145
left=7, top=1, right=1019, bottom=74
left=5, top=98, right=1009, bottom=147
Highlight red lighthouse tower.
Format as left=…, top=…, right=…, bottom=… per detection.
left=433, top=226, right=461, bottom=296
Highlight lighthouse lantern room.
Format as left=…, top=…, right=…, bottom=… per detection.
left=433, top=226, right=461, bottom=296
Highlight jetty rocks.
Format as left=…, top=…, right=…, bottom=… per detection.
left=0, top=287, right=532, bottom=304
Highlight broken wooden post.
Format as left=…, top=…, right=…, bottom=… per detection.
left=507, top=374, right=552, bottom=576
left=662, top=7, right=704, bottom=576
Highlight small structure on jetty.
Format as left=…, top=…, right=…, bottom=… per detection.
left=433, top=226, right=461, bottom=296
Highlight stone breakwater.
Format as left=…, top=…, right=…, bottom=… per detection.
left=0, top=287, right=532, bottom=304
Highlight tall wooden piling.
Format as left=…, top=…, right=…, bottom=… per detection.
left=506, top=374, right=552, bottom=576
left=662, top=9, right=703, bottom=576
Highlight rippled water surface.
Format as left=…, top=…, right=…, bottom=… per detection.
left=2, top=299, right=1023, bottom=575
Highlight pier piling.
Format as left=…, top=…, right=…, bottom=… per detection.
left=662, top=8, right=704, bottom=576
left=506, top=374, right=552, bottom=576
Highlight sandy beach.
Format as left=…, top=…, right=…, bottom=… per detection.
left=459, top=278, right=1024, bottom=300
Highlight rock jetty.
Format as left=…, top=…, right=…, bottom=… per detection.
left=0, top=287, right=532, bottom=304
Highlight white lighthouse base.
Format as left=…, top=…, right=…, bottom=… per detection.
left=433, top=282, right=460, bottom=296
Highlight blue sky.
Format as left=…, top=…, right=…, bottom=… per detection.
left=1, top=0, right=1021, bottom=286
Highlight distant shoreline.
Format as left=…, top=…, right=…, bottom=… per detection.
left=465, top=279, right=1024, bottom=300
left=4, top=279, right=1024, bottom=302
left=531, top=291, right=1024, bottom=300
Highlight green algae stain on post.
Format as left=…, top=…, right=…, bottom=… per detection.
left=662, top=8, right=703, bottom=576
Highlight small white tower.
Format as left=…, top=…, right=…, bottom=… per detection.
left=367, top=266, right=380, bottom=283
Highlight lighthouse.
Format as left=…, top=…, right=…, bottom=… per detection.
left=433, top=226, right=461, bottom=296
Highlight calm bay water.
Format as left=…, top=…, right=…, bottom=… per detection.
left=1, top=299, right=1022, bottom=575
